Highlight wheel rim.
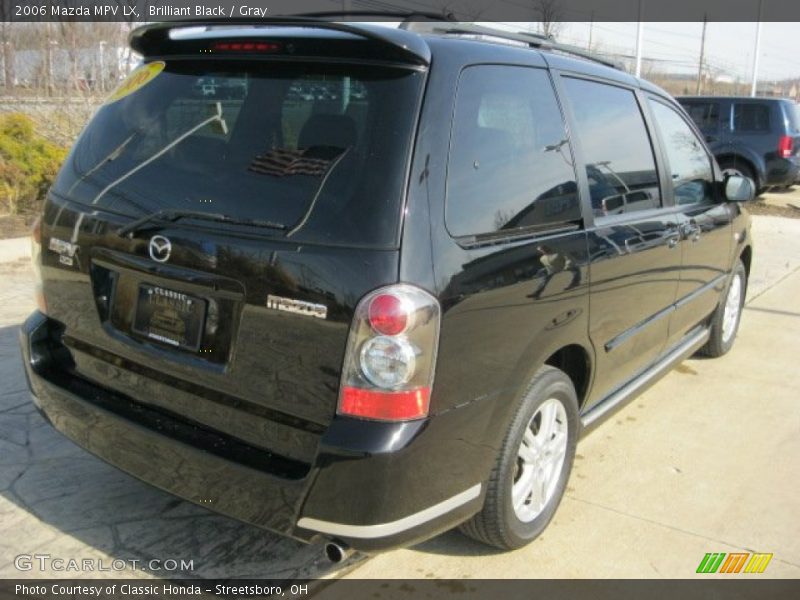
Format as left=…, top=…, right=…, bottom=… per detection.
left=721, top=167, right=745, bottom=179
left=512, top=398, right=569, bottom=523
left=722, top=272, right=743, bottom=343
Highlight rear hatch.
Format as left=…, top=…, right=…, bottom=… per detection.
left=40, top=27, right=426, bottom=467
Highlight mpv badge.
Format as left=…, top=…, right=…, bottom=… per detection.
left=149, top=235, right=172, bottom=263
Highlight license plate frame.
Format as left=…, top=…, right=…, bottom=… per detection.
left=132, top=283, right=207, bottom=352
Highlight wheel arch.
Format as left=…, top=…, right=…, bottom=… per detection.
left=739, top=244, right=753, bottom=295
left=483, top=336, right=595, bottom=455
left=717, top=153, right=763, bottom=188
left=739, top=244, right=752, bottom=278
left=543, top=344, right=592, bottom=411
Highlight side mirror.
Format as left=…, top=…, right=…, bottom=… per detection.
left=724, top=175, right=756, bottom=202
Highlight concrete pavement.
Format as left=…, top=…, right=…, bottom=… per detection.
left=0, top=214, right=798, bottom=579
left=761, top=185, right=800, bottom=210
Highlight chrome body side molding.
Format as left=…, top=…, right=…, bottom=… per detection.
left=582, top=326, right=710, bottom=430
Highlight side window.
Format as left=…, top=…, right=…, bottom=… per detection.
left=681, top=101, right=719, bottom=134
left=445, top=66, right=580, bottom=238
left=562, top=77, right=660, bottom=218
left=733, top=103, right=770, bottom=133
left=649, top=100, right=715, bottom=206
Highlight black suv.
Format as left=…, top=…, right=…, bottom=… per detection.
left=20, top=19, right=755, bottom=555
left=677, top=95, right=800, bottom=191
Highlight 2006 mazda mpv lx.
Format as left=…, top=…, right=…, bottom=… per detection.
left=21, top=18, right=755, bottom=556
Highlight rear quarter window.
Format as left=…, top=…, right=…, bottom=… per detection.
left=733, top=103, right=771, bottom=133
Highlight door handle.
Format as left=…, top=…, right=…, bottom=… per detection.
left=624, top=231, right=663, bottom=252
left=680, top=222, right=702, bottom=242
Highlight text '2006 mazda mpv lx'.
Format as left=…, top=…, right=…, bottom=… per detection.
left=21, top=18, right=755, bottom=556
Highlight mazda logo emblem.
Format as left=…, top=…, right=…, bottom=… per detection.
left=148, top=235, right=172, bottom=263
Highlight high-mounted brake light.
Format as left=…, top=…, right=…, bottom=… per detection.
left=778, top=135, right=793, bottom=159
left=338, top=285, right=441, bottom=422
left=212, top=41, right=282, bottom=53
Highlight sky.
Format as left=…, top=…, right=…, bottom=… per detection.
left=371, top=21, right=799, bottom=82
left=541, top=22, right=799, bottom=81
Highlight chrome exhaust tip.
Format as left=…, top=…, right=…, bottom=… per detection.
left=324, top=541, right=353, bottom=564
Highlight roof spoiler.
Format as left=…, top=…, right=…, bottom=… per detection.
left=129, top=18, right=432, bottom=66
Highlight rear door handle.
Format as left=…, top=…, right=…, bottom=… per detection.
left=681, top=222, right=702, bottom=242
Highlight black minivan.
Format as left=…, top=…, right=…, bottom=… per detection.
left=20, top=19, right=755, bottom=555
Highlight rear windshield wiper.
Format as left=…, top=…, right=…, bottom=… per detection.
left=116, top=209, right=287, bottom=238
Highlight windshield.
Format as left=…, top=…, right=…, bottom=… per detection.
left=53, top=60, right=424, bottom=247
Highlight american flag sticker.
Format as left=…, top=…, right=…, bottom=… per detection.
left=248, top=146, right=345, bottom=178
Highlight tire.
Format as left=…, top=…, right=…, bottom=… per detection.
left=459, top=365, right=579, bottom=550
left=718, top=159, right=761, bottom=195
left=699, top=260, right=747, bottom=358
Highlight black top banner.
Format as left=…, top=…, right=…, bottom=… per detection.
left=2, top=0, right=800, bottom=22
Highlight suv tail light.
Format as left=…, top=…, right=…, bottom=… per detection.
left=778, top=135, right=793, bottom=158
left=31, top=216, right=46, bottom=314
left=338, top=285, right=441, bottom=421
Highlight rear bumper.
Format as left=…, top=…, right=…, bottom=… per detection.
left=765, top=157, right=799, bottom=186
left=19, top=312, right=489, bottom=552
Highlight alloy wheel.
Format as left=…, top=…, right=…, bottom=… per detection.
left=512, top=398, right=569, bottom=523
left=722, top=272, right=743, bottom=343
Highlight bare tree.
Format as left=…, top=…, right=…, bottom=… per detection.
left=0, top=1, right=14, bottom=91
left=436, top=1, right=485, bottom=22
left=534, top=0, right=564, bottom=40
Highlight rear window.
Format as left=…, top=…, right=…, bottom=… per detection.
left=53, top=61, right=424, bottom=247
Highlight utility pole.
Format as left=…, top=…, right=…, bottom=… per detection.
left=634, top=0, right=644, bottom=78
left=44, top=22, right=53, bottom=96
left=750, top=0, right=764, bottom=97
left=696, top=15, right=707, bottom=94
left=98, top=40, right=106, bottom=92
left=587, top=11, right=594, bottom=51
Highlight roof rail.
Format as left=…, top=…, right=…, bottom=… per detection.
left=400, top=21, right=620, bottom=70
left=129, top=18, right=431, bottom=66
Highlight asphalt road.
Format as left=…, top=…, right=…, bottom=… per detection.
left=0, top=209, right=798, bottom=580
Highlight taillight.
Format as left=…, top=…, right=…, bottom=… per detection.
left=338, top=285, right=441, bottom=422
left=778, top=135, right=793, bottom=159
left=32, top=216, right=41, bottom=245
left=368, top=293, right=410, bottom=336
left=31, top=216, right=46, bottom=314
